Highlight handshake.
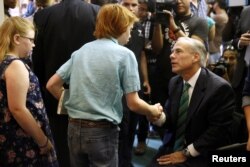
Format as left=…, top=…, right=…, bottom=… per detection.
left=146, top=103, right=166, bottom=126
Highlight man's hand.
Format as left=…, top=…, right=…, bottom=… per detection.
left=239, top=32, right=250, bottom=47
left=246, top=136, right=250, bottom=151
left=162, top=10, right=178, bottom=31
left=157, top=151, right=187, bottom=165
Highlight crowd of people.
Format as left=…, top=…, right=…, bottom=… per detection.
left=1, top=0, right=250, bottom=167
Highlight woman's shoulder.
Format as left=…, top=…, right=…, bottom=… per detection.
left=3, top=57, right=27, bottom=73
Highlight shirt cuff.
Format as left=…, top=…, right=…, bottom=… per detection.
left=188, top=144, right=200, bottom=157
left=242, top=96, right=250, bottom=107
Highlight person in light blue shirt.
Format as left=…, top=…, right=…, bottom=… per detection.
left=23, top=0, right=36, bottom=17
left=46, top=4, right=162, bottom=167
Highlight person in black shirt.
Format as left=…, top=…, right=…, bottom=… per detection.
left=32, top=1, right=99, bottom=166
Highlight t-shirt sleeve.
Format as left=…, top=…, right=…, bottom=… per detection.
left=56, top=53, right=75, bottom=84
left=120, top=50, right=141, bottom=94
left=191, top=17, right=209, bottom=43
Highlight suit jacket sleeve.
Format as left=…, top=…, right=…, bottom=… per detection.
left=243, top=65, right=250, bottom=96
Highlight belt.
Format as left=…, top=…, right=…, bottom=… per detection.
left=69, top=118, right=115, bottom=128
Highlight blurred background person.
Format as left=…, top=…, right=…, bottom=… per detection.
left=32, top=0, right=100, bottom=166
left=22, top=0, right=36, bottom=18
left=239, top=5, right=250, bottom=152
left=190, top=0, right=208, bottom=18
left=231, top=5, right=250, bottom=114
left=35, top=0, right=54, bottom=12
left=222, top=44, right=238, bottom=83
left=4, top=0, right=18, bottom=19
left=0, top=16, right=58, bottom=167
left=134, top=0, right=158, bottom=156
left=207, top=0, right=228, bottom=65
left=119, top=0, right=152, bottom=166
left=243, top=64, right=250, bottom=151
left=222, top=6, right=243, bottom=43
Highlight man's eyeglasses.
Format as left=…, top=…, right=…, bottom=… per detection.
left=20, top=36, right=35, bottom=43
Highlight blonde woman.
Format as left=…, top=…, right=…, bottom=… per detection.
left=0, top=17, right=58, bottom=166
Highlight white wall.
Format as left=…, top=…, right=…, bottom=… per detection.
left=0, top=0, right=4, bottom=25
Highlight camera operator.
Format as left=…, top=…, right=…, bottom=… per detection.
left=151, top=0, right=208, bottom=108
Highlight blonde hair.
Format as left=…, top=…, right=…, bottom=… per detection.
left=94, top=4, right=139, bottom=39
left=0, top=17, right=34, bottom=62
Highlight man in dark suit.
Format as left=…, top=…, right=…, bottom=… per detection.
left=243, top=65, right=250, bottom=151
left=231, top=6, right=250, bottom=114
left=32, top=1, right=99, bottom=166
left=150, top=37, right=235, bottom=167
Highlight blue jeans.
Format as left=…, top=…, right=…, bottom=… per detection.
left=68, top=122, right=119, bottom=167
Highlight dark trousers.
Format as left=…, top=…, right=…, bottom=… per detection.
left=137, top=115, right=149, bottom=142
left=118, top=96, right=140, bottom=167
left=47, top=114, right=69, bottom=167
left=45, top=94, right=70, bottom=167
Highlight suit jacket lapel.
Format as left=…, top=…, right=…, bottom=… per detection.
left=186, top=68, right=207, bottom=124
left=171, top=77, right=183, bottom=124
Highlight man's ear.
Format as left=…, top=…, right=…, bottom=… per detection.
left=192, top=52, right=200, bottom=63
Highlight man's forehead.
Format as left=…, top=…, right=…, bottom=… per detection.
left=121, top=0, right=139, bottom=4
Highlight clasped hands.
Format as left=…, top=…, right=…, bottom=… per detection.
left=147, top=103, right=163, bottom=122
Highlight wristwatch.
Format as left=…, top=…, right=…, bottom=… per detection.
left=182, top=148, right=192, bottom=158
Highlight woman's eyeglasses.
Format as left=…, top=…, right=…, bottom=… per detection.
left=20, top=36, right=35, bottom=43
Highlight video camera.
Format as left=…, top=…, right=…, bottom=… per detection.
left=212, top=57, right=229, bottom=77
left=155, top=0, right=177, bottom=25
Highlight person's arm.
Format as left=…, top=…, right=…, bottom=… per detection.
left=46, top=73, right=65, bottom=100
left=208, top=24, right=215, bottom=42
left=125, top=91, right=162, bottom=121
left=242, top=66, right=250, bottom=151
left=164, top=10, right=186, bottom=38
left=190, top=18, right=209, bottom=43
left=243, top=105, right=250, bottom=151
left=5, top=60, right=53, bottom=154
left=140, top=50, right=151, bottom=94
left=151, top=23, right=164, bottom=54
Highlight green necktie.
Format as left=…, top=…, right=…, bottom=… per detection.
left=173, top=82, right=191, bottom=151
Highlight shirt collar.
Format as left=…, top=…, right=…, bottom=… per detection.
left=185, top=68, right=201, bottom=88
left=109, top=37, right=118, bottom=44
